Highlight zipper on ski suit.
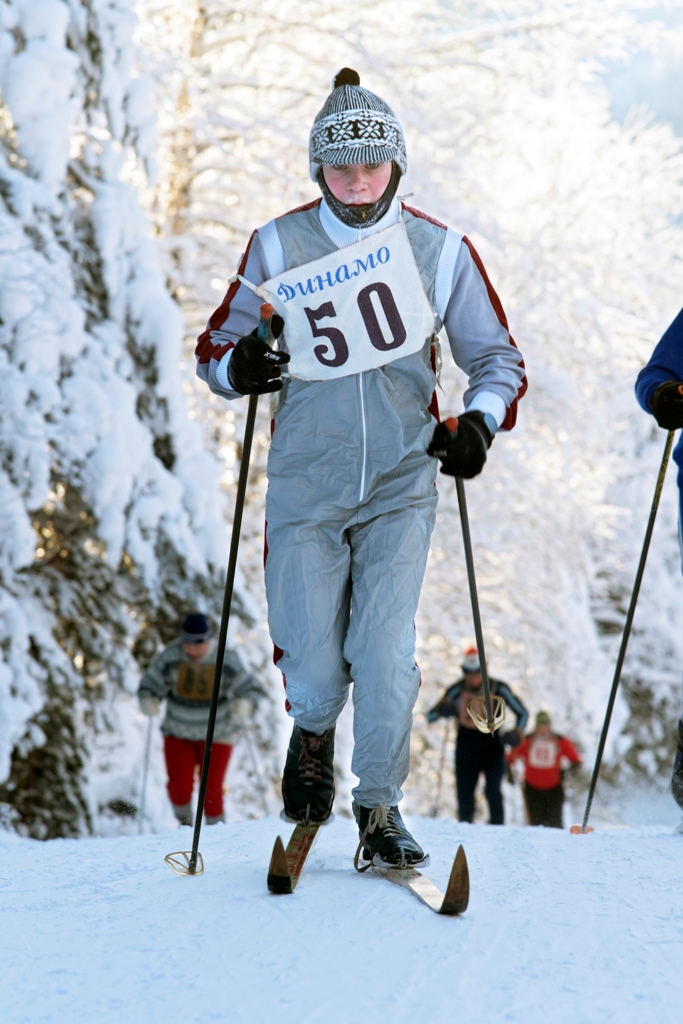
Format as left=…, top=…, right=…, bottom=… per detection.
left=358, top=370, right=368, bottom=503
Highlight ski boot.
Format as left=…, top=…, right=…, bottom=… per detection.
left=353, top=802, right=427, bottom=870
left=172, top=802, right=193, bottom=826
left=282, top=724, right=335, bottom=823
left=672, top=719, right=683, bottom=811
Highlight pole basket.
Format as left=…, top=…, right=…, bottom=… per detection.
left=466, top=695, right=506, bottom=734
left=569, top=825, right=594, bottom=835
left=164, top=851, right=205, bottom=876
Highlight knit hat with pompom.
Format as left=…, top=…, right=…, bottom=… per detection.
left=309, top=68, right=407, bottom=181
left=461, top=647, right=481, bottom=674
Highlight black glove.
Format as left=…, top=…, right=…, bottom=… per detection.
left=650, top=380, right=683, bottom=430
left=501, top=728, right=522, bottom=748
left=427, top=411, right=493, bottom=479
left=227, top=315, right=289, bottom=395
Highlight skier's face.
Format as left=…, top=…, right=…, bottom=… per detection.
left=322, top=161, right=393, bottom=205
left=463, top=670, right=482, bottom=690
left=182, top=640, right=212, bottom=662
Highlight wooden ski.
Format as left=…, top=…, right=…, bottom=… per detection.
left=267, top=822, right=321, bottom=894
left=370, top=844, right=469, bottom=915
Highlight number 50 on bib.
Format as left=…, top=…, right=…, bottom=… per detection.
left=262, top=221, right=436, bottom=382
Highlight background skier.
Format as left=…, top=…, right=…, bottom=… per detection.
left=635, top=309, right=683, bottom=812
left=195, top=69, right=527, bottom=866
left=507, top=710, right=581, bottom=827
left=427, top=647, right=528, bottom=823
left=138, top=614, right=264, bottom=826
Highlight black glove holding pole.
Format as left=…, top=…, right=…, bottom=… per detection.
left=427, top=412, right=493, bottom=479
left=650, top=381, right=683, bottom=430
left=227, top=312, right=289, bottom=395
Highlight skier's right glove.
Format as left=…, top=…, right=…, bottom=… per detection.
left=427, top=411, right=494, bottom=479
left=650, top=380, right=683, bottom=430
left=227, top=315, right=289, bottom=395
left=139, top=695, right=160, bottom=717
left=426, top=699, right=455, bottom=722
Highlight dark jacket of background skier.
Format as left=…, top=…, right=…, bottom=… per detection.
left=427, top=677, right=529, bottom=734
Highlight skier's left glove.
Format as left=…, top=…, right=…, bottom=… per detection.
left=427, top=411, right=494, bottom=479
left=501, top=728, right=523, bottom=748
left=650, top=380, right=683, bottom=430
left=227, top=315, right=289, bottom=395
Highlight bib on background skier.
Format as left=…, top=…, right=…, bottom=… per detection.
left=137, top=614, right=265, bottom=826
left=196, top=68, right=527, bottom=866
left=635, top=309, right=683, bottom=817
left=507, top=711, right=582, bottom=828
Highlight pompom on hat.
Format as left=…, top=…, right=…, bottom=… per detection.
left=180, top=613, right=213, bottom=644
left=461, top=647, right=480, bottom=674
left=309, top=68, right=407, bottom=181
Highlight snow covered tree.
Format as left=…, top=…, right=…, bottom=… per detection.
left=0, top=0, right=274, bottom=838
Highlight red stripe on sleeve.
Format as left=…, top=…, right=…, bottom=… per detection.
left=462, top=237, right=528, bottom=431
left=400, top=203, right=447, bottom=230
left=195, top=231, right=257, bottom=365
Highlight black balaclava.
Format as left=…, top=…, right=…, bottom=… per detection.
left=317, top=161, right=402, bottom=229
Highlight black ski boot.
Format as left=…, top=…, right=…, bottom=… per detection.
left=672, top=719, right=683, bottom=810
left=282, top=724, right=335, bottom=823
left=353, top=802, right=427, bottom=869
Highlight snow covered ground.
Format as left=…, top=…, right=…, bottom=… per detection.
left=3, top=817, right=683, bottom=1023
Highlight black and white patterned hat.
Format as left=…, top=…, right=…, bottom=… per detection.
left=309, top=68, right=407, bottom=181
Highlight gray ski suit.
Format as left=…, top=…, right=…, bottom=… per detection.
left=196, top=196, right=526, bottom=807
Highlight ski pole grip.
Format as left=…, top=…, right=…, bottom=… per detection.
left=258, top=302, right=274, bottom=344
left=444, top=416, right=459, bottom=438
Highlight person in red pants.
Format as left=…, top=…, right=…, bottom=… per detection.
left=508, top=711, right=582, bottom=828
left=138, top=614, right=264, bottom=825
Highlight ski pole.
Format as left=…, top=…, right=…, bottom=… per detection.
left=138, top=715, right=154, bottom=835
left=445, top=418, right=503, bottom=734
left=165, top=302, right=273, bottom=876
left=576, top=429, right=675, bottom=833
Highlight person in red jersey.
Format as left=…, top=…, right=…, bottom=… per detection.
left=507, top=711, right=581, bottom=828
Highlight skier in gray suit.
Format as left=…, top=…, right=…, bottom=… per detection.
left=195, top=68, right=527, bottom=867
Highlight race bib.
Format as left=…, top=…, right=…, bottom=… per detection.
left=258, top=222, right=436, bottom=381
left=528, top=738, right=558, bottom=769
left=176, top=662, right=215, bottom=702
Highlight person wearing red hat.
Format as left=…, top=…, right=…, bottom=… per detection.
left=508, top=711, right=582, bottom=828
left=427, top=647, right=528, bottom=824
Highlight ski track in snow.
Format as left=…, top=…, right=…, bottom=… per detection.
left=2, top=817, right=682, bottom=1023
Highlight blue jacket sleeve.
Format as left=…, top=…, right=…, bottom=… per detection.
left=635, top=308, right=683, bottom=414
left=496, top=682, right=529, bottom=732
left=427, top=682, right=463, bottom=721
